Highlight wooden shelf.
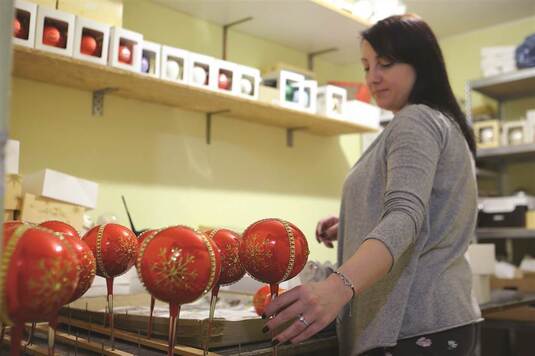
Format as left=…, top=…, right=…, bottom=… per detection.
left=469, top=67, right=535, bottom=101
left=12, top=46, right=376, bottom=137
left=151, top=0, right=371, bottom=65
left=477, top=228, right=535, bottom=240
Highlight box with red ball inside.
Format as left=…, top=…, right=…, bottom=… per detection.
left=34, top=6, right=75, bottom=56
left=140, top=40, right=161, bottom=78
left=108, top=27, right=143, bottom=72
left=234, top=64, right=260, bottom=100
left=73, top=16, right=110, bottom=65
left=212, top=59, right=238, bottom=94
left=317, top=84, right=347, bottom=119
left=187, top=52, right=217, bottom=90
left=160, top=45, right=190, bottom=84
left=13, top=0, right=37, bottom=48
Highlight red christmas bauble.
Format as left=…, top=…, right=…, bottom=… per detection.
left=206, top=229, right=245, bottom=286
left=1, top=225, right=79, bottom=324
left=81, top=35, right=97, bottom=56
left=239, top=219, right=309, bottom=284
left=82, top=224, right=138, bottom=278
left=39, top=221, right=96, bottom=303
left=13, top=18, right=22, bottom=37
left=118, top=45, right=132, bottom=64
left=137, top=226, right=221, bottom=305
left=43, top=26, right=61, bottom=47
left=40, top=220, right=80, bottom=239
left=356, top=84, right=372, bottom=103
left=4, top=221, right=24, bottom=242
left=253, top=284, right=285, bottom=316
left=218, top=72, right=230, bottom=90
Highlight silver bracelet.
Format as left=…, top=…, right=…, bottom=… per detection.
left=333, top=270, right=356, bottom=297
left=332, top=270, right=357, bottom=316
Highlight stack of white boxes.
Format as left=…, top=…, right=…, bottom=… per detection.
left=465, top=243, right=496, bottom=304
left=480, top=46, right=516, bottom=77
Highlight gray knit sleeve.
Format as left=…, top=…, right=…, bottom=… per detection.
left=364, top=105, right=446, bottom=266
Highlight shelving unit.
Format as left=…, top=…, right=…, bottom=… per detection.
left=151, top=0, right=371, bottom=65
left=12, top=46, right=376, bottom=140
left=477, top=228, right=535, bottom=240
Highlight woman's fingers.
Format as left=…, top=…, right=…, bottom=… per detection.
left=271, top=312, right=317, bottom=345
left=263, top=286, right=301, bottom=318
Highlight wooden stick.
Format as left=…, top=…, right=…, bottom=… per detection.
left=57, top=316, right=220, bottom=356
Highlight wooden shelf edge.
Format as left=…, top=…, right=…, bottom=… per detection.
left=12, top=45, right=377, bottom=137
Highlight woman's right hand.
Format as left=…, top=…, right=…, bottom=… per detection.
left=315, top=216, right=339, bottom=248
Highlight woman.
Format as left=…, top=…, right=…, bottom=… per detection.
left=262, top=14, right=481, bottom=356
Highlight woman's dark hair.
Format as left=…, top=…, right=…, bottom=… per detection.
left=361, top=14, right=476, bottom=157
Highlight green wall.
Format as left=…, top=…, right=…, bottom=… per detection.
left=9, top=0, right=366, bottom=263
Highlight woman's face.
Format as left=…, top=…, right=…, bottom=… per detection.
left=361, top=40, right=416, bottom=112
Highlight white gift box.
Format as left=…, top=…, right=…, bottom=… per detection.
left=501, top=120, right=527, bottom=146
left=264, top=70, right=306, bottom=110
left=525, top=114, right=535, bottom=144
left=234, top=64, right=260, bottom=100
left=299, top=80, right=318, bottom=113
left=140, top=40, right=161, bottom=78
left=465, top=243, right=495, bottom=304
left=188, top=53, right=217, bottom=90
left=108, top=27, right=143, bottom=72
left=160, top=45, right=189, bottom=84
left=5, top=139, right=20, bottom=175
left=317, top=85, right=347, bottom=118
left=35, top=6, right=75, bottom=56
left=212, top=59, right=238, bottom=94
left=73, top=17, right=110, bottom=65
left=343, top=100, right=381, bottom=128
left=22, top=169, right=99, bottom=209
left=13, top=0, right=37, bottom=48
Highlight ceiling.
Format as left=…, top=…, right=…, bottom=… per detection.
left=405, top=0, right=535, bottom=38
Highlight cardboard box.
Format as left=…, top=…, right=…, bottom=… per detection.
left=20, top=193, right=85, bottom=230
left=58, top=0, right=123, bottom=27
left=502, top=120, right=527, bottom=146
left=527, top=210, right=535, bottom=229
left=35, top=6, right=75, bottom=57
left=474, top=120, right=500, bottom=149
left=466, top=244, right=495, bottom=304
left=258, top=84, right=278, bottom=105
left=13, top=0, right=37, bottom=48
left=4, top=174, right=22, bottom=210
left=5, top=139, right=20, bottom=175
left=73, top=16, right=110, bottom=65
left=490, top=275, right=535, bottom=292
left=22, top=169, right=98, bottom=209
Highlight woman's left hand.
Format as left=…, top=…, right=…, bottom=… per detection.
left=262, top=275, right=353, bottom=345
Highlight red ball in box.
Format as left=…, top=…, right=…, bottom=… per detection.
left=38, top=221, right=95, bottom=303
left=81, top=35, right=98, bottom=56
left=253, top=284, right=285, bottom=316
left=1, top=224, right=79, bottom=323
left=40, top=220, right=80, bottom=239
left=137, top=226, right=221, bottom=305
left=239, top=218, right=309, bottom=284
left=13, top=18, right=22, bottom=38
left=206, top=229, right=245, bottom=286
left=218, top=72, right=231, bottom=90
left=82, top=224, right=138, bottom=278
left=43, top=25, right=62, bottom=47
left=118, top=45, right=132, bottom=64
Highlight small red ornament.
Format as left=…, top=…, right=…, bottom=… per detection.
left=13, top=18, right=22, bottom=38
left=206, top=229, right=245, bottom=286
left=81, top=35, right=98, bottom=56
left=218, top=72, right=231, bottom=90
left=43, top=25, right=61, bottom=47
left=40, top=220, right=80, bottom=239
left=239, top=218, right=309, bottom=285
left=82, top=224, right=138, bottom=278
left=39, top=221, right=95, bottom=303
left=118, top=45, right=132, bottom=64
left=253, top=284, right=285, bottom=316
left=3, top=221, right=24, bottom=241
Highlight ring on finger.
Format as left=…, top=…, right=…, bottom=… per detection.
left=298, top=313, right=310, bottom=327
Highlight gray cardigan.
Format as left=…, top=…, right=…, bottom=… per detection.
left=336, top=104, right=481, bottom=355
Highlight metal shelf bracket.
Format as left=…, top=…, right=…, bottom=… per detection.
left=307, top=47, right=338, bottom=71
left=205, top=110, right=230, bottom=144
left=286, top=127, right=307, bottom=147
left=92, top=87, right=118, bottom=117
left=222, top=17, right=253, bottom=60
